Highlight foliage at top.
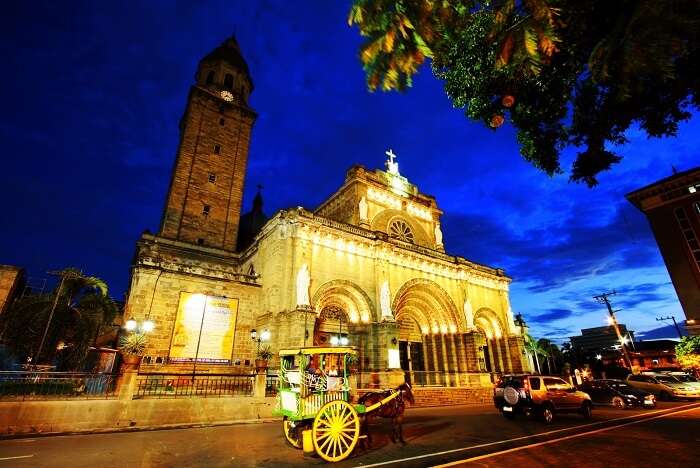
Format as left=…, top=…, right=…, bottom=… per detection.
left=349, top=0, right=700, bottom=186
left=0, top=268, right=118, bottom=370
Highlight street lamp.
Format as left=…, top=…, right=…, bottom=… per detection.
left=251, top=328, right=271, bottom=354
left=124, top=317, right=155, bottom=333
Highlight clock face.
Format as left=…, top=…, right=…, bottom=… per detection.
left=220, top=90, right=234, bottom=102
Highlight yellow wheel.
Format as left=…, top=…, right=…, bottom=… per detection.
left=312, top=400, right=360, bottom=462
left=283, top=417, right=303, bottom=449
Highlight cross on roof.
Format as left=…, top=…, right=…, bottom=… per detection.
left=385, top=148, right=397, bottom=164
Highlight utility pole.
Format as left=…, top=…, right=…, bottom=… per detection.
left=593, top=291, right=633, bottom=370
left=656, top=315, right=683, bottom=339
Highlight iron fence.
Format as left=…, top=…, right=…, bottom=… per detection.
left=0, top=371, right=119, bottom=400
left=134, top=373, right=254, bottom=399
left=265, top=372, right=279, bottom=397
left=355, top=370, right=495, bottom=389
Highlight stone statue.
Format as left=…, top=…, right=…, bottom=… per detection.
left=359, top=196, right=368, bottom=221
left=296, top=264, right=310, bottom=307
left=434, top=223, right=443, bottom=246
left=380, top=281, right=393, bottom=320
left=464, top=297, right=474, bottom=329
left=506, top=306, right=517, bottom=334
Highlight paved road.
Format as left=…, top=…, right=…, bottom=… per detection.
left=1, top=401, right=698, bottom=467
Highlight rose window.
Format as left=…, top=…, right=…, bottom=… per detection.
left=389, top=219, right=414, bottom=243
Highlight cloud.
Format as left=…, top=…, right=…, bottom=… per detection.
left=528, top=309, right=575, bottom=324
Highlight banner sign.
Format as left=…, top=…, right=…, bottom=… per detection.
left=169, top=293, right=239, bottom=363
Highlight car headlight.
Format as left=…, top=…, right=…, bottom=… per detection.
left=645, top=395, right=655, bottom=400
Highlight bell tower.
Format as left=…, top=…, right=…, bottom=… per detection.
left=160, top=35, right=256, bottom=250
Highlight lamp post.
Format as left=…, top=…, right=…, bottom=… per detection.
left=656, top=315, right=683, bottom=339
left=250, top=328, right=271, bottom=355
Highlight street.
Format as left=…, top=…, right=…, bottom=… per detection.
left=1, top=401, right=698, bottom=467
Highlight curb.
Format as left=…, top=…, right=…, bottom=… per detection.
left=0, top=417, right=279, bottom=440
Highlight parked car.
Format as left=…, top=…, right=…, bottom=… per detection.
left=664, top=372, right=700, bottom=390
left=579, top=379, right=656, bottom=409
left=626, top=373, right=700, bottom=400
left=494, top=374, right=592, bottom=424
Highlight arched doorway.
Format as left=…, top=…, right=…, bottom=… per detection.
left=474, top=308, right=511, bottom=374
left=392, top=279, right=462, bottom=385
left=314, top=305, right=351, bottom=346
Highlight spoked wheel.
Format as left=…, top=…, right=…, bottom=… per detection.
left=283, top=416, right=303, bottom=449
left=312, top=400, right=360, bottom=462
left=612, top=396, right=626, bottom=409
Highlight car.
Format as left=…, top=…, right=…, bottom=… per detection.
left=664, top=372, right=700, bottom=390
left=626, top=373, right=700, bottom=400
left=494, top=374, right=593, bottom=424
left=579, top=379, right=656, bottom=409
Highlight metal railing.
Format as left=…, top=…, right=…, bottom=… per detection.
left=355, top=370, right=495, bottom=389
left=265, top=372, right=278, bottom=397
left=0, top=371, right=119, bottom=400
left=133, top=373, right=254, bottom=399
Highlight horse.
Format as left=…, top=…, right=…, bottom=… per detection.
left=358, top=382, right=415, bottom=446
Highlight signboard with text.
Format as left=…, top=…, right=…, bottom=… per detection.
left=169, top=293, right=239, bottom=363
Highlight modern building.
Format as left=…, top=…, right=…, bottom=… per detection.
left=124, top=36, right=530, bottom=388
left=570, top=325, right=634, bottom=353
left=626, top=167, right=700, bottom=336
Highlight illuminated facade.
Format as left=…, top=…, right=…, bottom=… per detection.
left=125, top=36, right=530, bottom=384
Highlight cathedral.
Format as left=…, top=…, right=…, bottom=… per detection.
left=125, top=36, right=530, bottom=387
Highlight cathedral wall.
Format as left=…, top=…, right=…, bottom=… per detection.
left=129, top=267, right=262, bottom=367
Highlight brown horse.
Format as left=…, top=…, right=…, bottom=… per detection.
left=358, top=382, right=415, bottom=446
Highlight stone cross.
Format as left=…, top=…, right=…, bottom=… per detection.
left=385, top=148, right=397, bottom=164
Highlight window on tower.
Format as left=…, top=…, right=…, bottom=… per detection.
left=224, top=73, right=234, bottom=90
left=205, top=70, right=215, bottom=85
left=203, top=205, right=211, bottom=217
left=208, top=173, right=217, bottom=183
left=213, top=144, right=221, bottom=154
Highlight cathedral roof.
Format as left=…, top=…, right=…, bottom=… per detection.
left=237, top=188, right=268, bottom=251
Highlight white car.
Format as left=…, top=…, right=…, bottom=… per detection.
left=665, top=372, right=700, bottom=390
left=626, top=373, right=700, bottom=400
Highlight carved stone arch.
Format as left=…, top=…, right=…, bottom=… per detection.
left=370, top=209, right=431, bottom=247
left=392, top=278, right=463, bottom=333
left=310, top=279, right=374, bottom=324
left=474, top=307, right=505, bottom=339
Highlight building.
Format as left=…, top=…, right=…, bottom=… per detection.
left=626, top=167, right=700, bottom=336
left=601, top=340, right=679, bottom=372
left=0, top=265, right=24, bottom=315
left=124, top=36, right=530, bottom=387
left=570, top=325, right=634, bottom=353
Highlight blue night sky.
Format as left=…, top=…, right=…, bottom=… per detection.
left=1, top=1, right=697, bottom=343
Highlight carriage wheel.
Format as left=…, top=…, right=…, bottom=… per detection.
left=283, top=417, right=303, bottom=449
left=312, top=400, right=360, bottom=462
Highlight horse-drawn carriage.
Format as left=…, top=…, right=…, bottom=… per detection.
left=273, top=346, right=411, bottom=463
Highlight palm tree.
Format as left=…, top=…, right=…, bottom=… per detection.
left=524, top=334, right=548, bottom=374
left=0, top=268, right=118, bottom=370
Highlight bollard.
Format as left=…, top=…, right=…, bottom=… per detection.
left=302, top=429, right=315, bottom=457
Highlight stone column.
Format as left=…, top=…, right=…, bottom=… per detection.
left=502, top=337, right=514, bottom=372
left=439, top=334, right=450, bottom=386
left=448, top=334, right=461, bottom=387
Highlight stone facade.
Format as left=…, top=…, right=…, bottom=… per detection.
left=0, top=265, right=24, bottom=314
left=124, top=36, right=530, bottom=385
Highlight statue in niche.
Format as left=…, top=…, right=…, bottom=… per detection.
left=434, top=223, right=443, bottom=246
left=380, top=281, right=393, bottom=320
left=464, top=297, right=474, bottom=329
left=296, top=264, right=310, bottom=307
left=358, top=196, right=368, bottom=221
